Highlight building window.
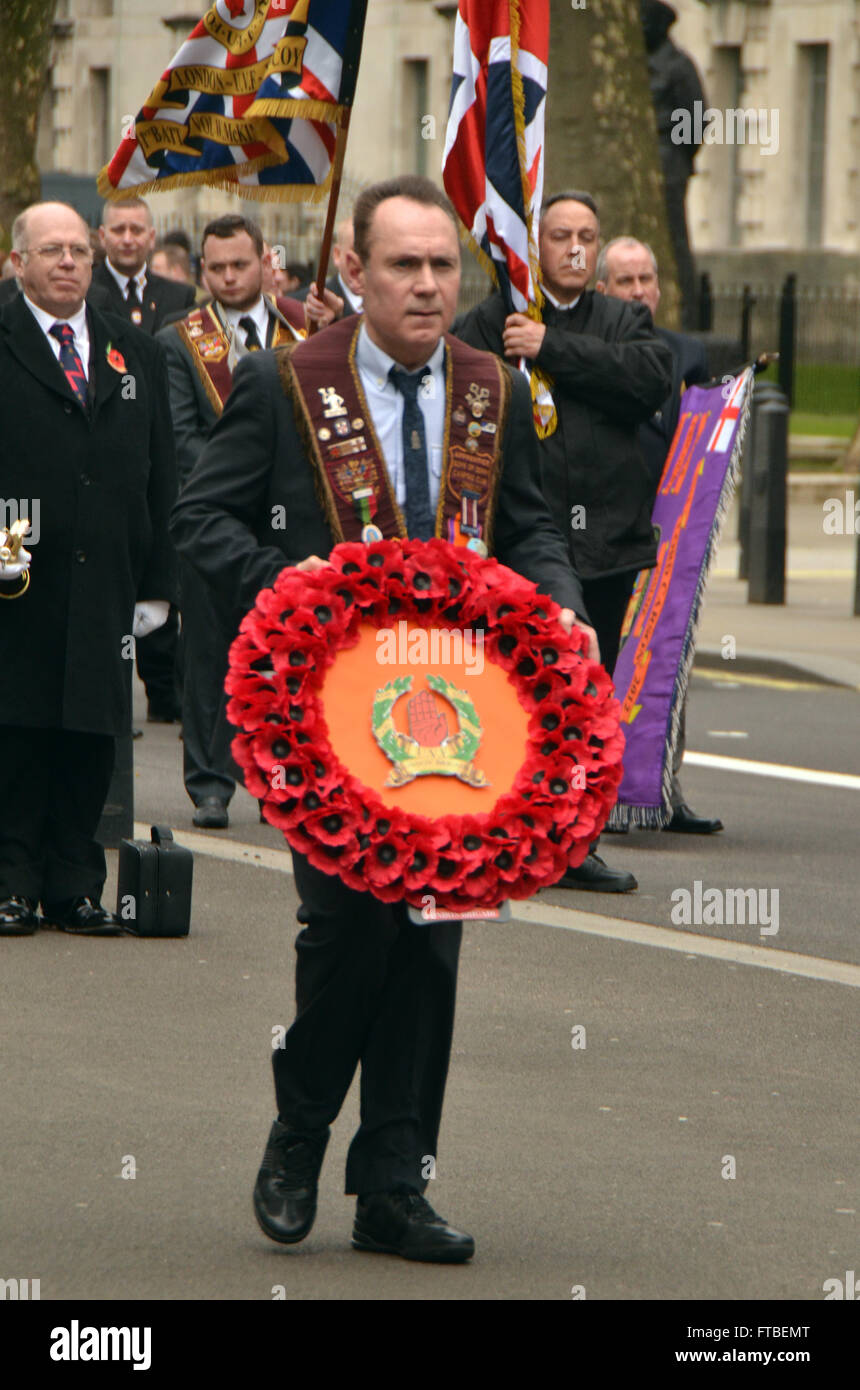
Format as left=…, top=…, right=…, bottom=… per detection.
left=799, top=44, right=828, bottom=247
left=404, top=59, right=429, bottom=177
left=709, top=46, right=743, bottom=247
left=90, top=68, right=111, bottom=172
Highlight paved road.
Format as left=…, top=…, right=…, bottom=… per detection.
left=0, top=670, right=856, bottom=1302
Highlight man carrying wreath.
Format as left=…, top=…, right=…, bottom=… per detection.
left=171, top=175, right=597, bottom=1263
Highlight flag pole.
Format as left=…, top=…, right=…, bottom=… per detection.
left=308, top=0, right=369, bottom=334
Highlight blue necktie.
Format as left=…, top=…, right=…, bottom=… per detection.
left=389, top=365, right=434, bottom=540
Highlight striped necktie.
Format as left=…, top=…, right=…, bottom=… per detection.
left=49, top=323, right=88, bottom=408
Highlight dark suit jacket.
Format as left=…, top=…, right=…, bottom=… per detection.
left=88, top=260, right=195, bottom=335
left=0, top=278, right=19, bottom=306
left=0, top=295, right=177, bottom=734
left=640, top=326, right=710, bottom=494
left=157, top=299, right=305, bottom=486
left=170, top=337, right=588, bottom=638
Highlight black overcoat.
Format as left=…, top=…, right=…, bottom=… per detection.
left=454, top=290, right=673, bottom=581
left=0, top=294, right=177, bottom=735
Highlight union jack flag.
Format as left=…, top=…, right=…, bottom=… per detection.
left=442, top=0, right=549, bottom=313
left=707, top=373, right=749, bottom=453
left=98, top=0, right=367, bottom=203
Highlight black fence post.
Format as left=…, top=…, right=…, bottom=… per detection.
left=740, top=285, right=755, bottom=362
left=747, top=383, right=789, bottom=605
left=778, top=273, right=796, bottom=407
left=698, top=272, right=713, bottom=332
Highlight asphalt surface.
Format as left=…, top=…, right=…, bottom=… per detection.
left=1, top=667, right=857, bottom=1303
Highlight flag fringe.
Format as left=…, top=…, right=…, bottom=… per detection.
left=97, top=160, right=334, bottom=204
left=609, top=369, right=755, bottom=831
left=248, top=98, right=344, bottom=125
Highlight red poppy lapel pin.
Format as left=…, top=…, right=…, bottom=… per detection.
left=106, top=343, right=126, bottom=373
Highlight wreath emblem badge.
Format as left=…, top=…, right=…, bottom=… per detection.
left=372, top=675, right=488, bottom=789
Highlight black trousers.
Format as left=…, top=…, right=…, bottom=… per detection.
left=0, top=726, right=115, bottom=903
left=581, top=569, right=638, bottom=677
left=274, top=852, right=462, bottom=1196
left=178, top=561, right=236, bottom=807
left=136, top=602, right=181, bottom=716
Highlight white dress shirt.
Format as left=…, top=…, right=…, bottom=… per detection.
left=540, top=285, right=582, bottom=312
left=23, top=294, right=91, bottom=379
left=355, top=324, right=446, bottom=511
left=222, top=295, right=270, bottom=350
left=105, top=257, right=147, bottom=303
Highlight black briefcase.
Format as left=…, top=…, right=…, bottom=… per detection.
left=116, top=825, right=193, bottom=937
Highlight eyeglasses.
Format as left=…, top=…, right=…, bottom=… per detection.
left=21, top=244, right=93, bottom=264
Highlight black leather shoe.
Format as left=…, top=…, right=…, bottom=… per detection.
left=353, top=1191, right=475, bottom=1263
left=42, top=896, right=124, bottom=935
left=555, top=852, right=638, bottom=893
left=193, top=797, right=229, bottom=829
left=665, top=803, right=724, bottom=835
left=0, top=895, right=39, bottom=935
left=253, top=1121, right=329, bottom=1245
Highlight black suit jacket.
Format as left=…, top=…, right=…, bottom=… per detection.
left=157, top=299, right=301, bottom=486
left=0, top=295, right=177, bottom=734
left=170, top=336, right=588, bottom=638
left=639, top=326, right=710, bottom=494
left=0, top=278, right=19, bottom=306
left=88, top=261, right=195, bottom=335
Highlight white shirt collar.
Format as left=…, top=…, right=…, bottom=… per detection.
left=337, top=273, right=363, bottom=314
left=356, top=321, right=444, bottom=388
left=541, top=285, right=582, bottom=312
left=105, top=257, right=146, bottom=295
left=23, top=293, right=88, bottom=341
left=221, top=295, right=269, bottom=343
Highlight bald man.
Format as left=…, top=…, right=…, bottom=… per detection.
left=293, top=217, right=363, bottom=316
left=0, top=201, right=176, bottom=935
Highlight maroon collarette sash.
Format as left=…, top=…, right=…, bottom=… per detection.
left=178, top=297, right=304, bottom=415
left=277, top=316, right=510, bottom=548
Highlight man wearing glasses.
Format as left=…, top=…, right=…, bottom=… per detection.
left=0, top=201, right=176, bottom=936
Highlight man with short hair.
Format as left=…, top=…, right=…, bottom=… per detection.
left=158, top=214, right=310, bottom=830
left=151, top=242, right=195, bottom=286
left=172, top=175, right=596, bottom=1262
left=294, top=217, right=363, bottom=316
left=90, top=198, right=194, bottom=724
left=0, top=201, right=176, bottom=936
left=456, top=191, right=674, bottom=892
left=596, top=235, right=721, bottom=834
left=91, top=197, right=195, bottom=333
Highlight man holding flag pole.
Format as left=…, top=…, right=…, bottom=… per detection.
left=446, top=0, right=673, bottom=892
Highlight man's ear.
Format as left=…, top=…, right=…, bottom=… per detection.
left=344, top=247, right=363, bottom=293
left=595, top=280, right=607, bottom=295
left=98, top=225, right=108, bottom=249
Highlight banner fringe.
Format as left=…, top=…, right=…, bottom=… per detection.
left=609, top=368, right=755, bottom=831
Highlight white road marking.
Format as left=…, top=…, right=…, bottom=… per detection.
left=684, top=752, right=860, bottom=790
left=139, top=824, right=860, bottom=989
left=707, top=730, right=749, bottom=738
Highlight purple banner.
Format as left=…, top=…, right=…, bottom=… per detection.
left=610, top=370, right=753, bottom=826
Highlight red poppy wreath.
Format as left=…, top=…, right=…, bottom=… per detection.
left=226, top=538, right=624, bottom=914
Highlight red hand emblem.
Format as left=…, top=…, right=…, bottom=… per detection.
left=407, top=688, right=448, bottom=747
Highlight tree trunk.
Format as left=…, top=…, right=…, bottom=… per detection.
left=0, top=0, right=58, bottom=254
left=545, top=0, right=680, bottom=328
